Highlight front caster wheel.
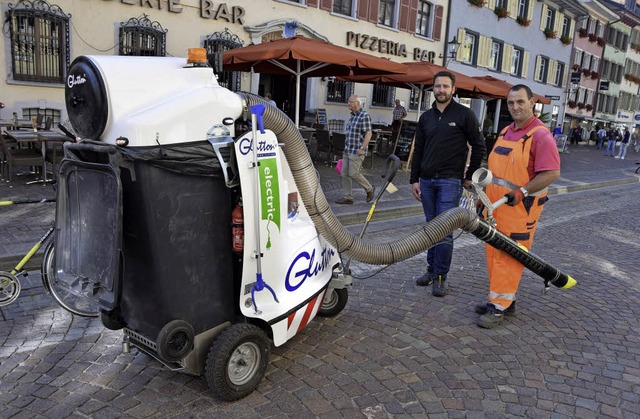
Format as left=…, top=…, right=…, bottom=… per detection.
left=317, top=287, right=348, bottom=317
left=205, top=323, right=270, bottom=401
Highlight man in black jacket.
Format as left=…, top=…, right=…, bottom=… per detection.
left=410, top=70, right=485, bottom=296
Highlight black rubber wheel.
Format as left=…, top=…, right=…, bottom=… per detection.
left=156, top=320, right=195, bottom=363
left=99, top=310, right=126, bottom=331
left=317, top=287, right=348, bottom=317
left=41, top=241, right=99, bottom=317
left=205, top=323, right=270, bottom=401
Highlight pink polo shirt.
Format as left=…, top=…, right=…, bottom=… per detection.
left=502, top=116, right=561, bottom=180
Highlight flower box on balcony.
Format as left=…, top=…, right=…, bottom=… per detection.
left=577, top=103, right=586, bottom=110
left=578, top=28, right=588, bottom=38
left=494, top=6, right=509, bottom=19
left=588, top=34, right=597, bottom=43
left=560, top=35, right=572, bottom=45
left=590, top=72, right=599, bottom=79
left=544, top=28, right=557, bottom=39
left=597, top=37, right=605, bottom=47
left=516, top=15, right=531, bottom=27
left=567, top=100, right=577, bottom=108
left=573, top=64, right=582, bottom=72
left=467, top=0, right=486, bottom=7
left=582, top=68, right=591, bottom=76
left=585, top=104, right=593, bottom=112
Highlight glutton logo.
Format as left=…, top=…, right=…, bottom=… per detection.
left=239, top=137, right=277, bottom=156
left=285, top=247, right=336, bottom=292
left=67, top=74, right=86, bottom=88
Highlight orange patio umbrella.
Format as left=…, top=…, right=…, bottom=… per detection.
left=222, top=35, right=408, bottom=126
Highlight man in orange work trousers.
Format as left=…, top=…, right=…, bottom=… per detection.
left=476, top=84, right=560, bottom=329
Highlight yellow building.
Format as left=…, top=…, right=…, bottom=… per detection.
left=1, top=0, right=448, bottom=128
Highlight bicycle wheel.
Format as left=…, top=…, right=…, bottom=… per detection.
left=41, top=241, right=99, bottom=317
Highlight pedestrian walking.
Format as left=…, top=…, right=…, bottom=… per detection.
left=335, top=95, right=375, bottom=205
left=476, top=84, right=560, bottom=329
left=634, top=131, right=640, bottom=153
left=615, top=128, right=630, bottom=159
left=410, top=70, right=485, bottom=297
left=605, top=127, right=617, bottom=156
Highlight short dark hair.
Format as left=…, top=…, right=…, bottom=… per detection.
left=433, top=70, right=456, bottom=86
left=509, top=84, right=533, bottom=99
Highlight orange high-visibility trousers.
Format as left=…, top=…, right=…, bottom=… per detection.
left=485, top=127, right=547, bottom=311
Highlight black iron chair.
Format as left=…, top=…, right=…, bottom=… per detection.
left=315, top=130, right=332, bottom=165
left=330, top=132, right=346, bottom=166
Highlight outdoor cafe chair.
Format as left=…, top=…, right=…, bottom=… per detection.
left=330, top=132, right=346, bottom=166
left=0, top=132, right=45, bottom=185
left=315, top=129, right=332, bottom=165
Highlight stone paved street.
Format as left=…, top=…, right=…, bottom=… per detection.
left=1, top=180, right=639, bottom=418
left=1, top=144, right=639, bottom=417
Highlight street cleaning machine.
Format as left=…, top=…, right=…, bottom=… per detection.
left=53, top=51, right=576, bottom=401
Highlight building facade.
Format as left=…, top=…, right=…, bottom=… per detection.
left=1, top=0, right=450, bottom=129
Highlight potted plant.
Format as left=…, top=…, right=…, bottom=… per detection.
left=560, top=35, right=572, bottom=45
left=567, top=100, right=577, bottom=108
left=578, top=28, right=588, bottom=37
left=583, top=68, right=591, bottom=76
left=544, top=28, right=557, bottom=39
left=516, top=15, right=531, bottom=27
left=494, top=6, right=509, bottom=19
left=585, top=104, right=593, bottom=112
left=467, top=0, right=486, bottom=7
left=577, top=103, right=586, bottom=110
left=597, top=37, right=605, bottom=47
left=588, top=34, right=597, bottom=42
left=573, top=64, right=582, bottom=72
left=590, top=71, right=599, bottom=79
left=625, top=73, right=633, bottom=81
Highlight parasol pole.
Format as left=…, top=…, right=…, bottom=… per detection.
left=296, top=60, right=301, bottom=127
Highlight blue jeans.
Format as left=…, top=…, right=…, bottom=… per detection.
left=605, top=140, right=616, bottom=156
left=419, top=178, right=463, bottom=276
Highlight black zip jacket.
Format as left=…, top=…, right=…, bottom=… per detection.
left=410, top=100, right=485, bottom=184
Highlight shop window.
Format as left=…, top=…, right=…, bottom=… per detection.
left=6, top=0, right=70, bottom=83
left=326, top=79, right=354, bottom=103
left=378, top=0, right=397, bottom=28
left=371, top=84, right=395, bottom=107
left=203, top=29, right=243, bottom=92
left=119, top=14, right=167, bottom=56
left=416, top=1, right=433, bottom=38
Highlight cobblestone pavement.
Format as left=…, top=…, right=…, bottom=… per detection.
left=1, top=141, right=640, bottom=417
left=1, top=176, right=639, bottom=417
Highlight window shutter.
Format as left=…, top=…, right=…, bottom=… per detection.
left=527, top=2, right=534, bottom=21
left=369, top=0, right=379, bottom=23
left=408, top=0, right=418, bottom=34
left=456, top=28, right=467, bottom=61
left=358, top=0, right=369, bottom=20
left=507, top=0, right=517, bottom=19
left=522, top=50, right=530, bottom=78
left=318, top=0, right=330, bottom=10
left=548, top=59, right=557, bottom=84
left=399, top=0, right=410, bottom=31
left=487, top=0, right=496, bottom=10
left=534, top=56, right=541, bottom=82
left=569, top=19, right=575, bottom=38
left=562, top=65, right=568, bottom=88
left=540, top=4, right=548, bottom=31
left=477, top=36, right=487, bottom=68
left=502, top=43, right=513, bottom=73
left=554, top=12, right=564, bottom=34
left=433, top=5, right=443, bottom=41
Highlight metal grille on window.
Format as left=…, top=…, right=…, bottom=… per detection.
left=7, top=0, right=70, bottom=83
left=372, top=84, right=395, bottom=107
left=119, top=14, right=167, bottom=56
left=204, top=29, right=244, bottom=92
left=326, top=79, right=354, bottom=103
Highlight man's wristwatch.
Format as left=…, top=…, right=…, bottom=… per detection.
left=519, top=187, right=529, bottom=197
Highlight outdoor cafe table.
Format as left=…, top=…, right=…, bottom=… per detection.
left=0, top=120, right=35, bottom=130
left=3, top=129, right=68, bottom=183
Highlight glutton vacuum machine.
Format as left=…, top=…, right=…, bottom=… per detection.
left=51, top=49, right=575, bottom=401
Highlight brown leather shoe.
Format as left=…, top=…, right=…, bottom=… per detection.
left=335, top=197, right=354, bottom=205
left=366, top=186, right=375, bottom=203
